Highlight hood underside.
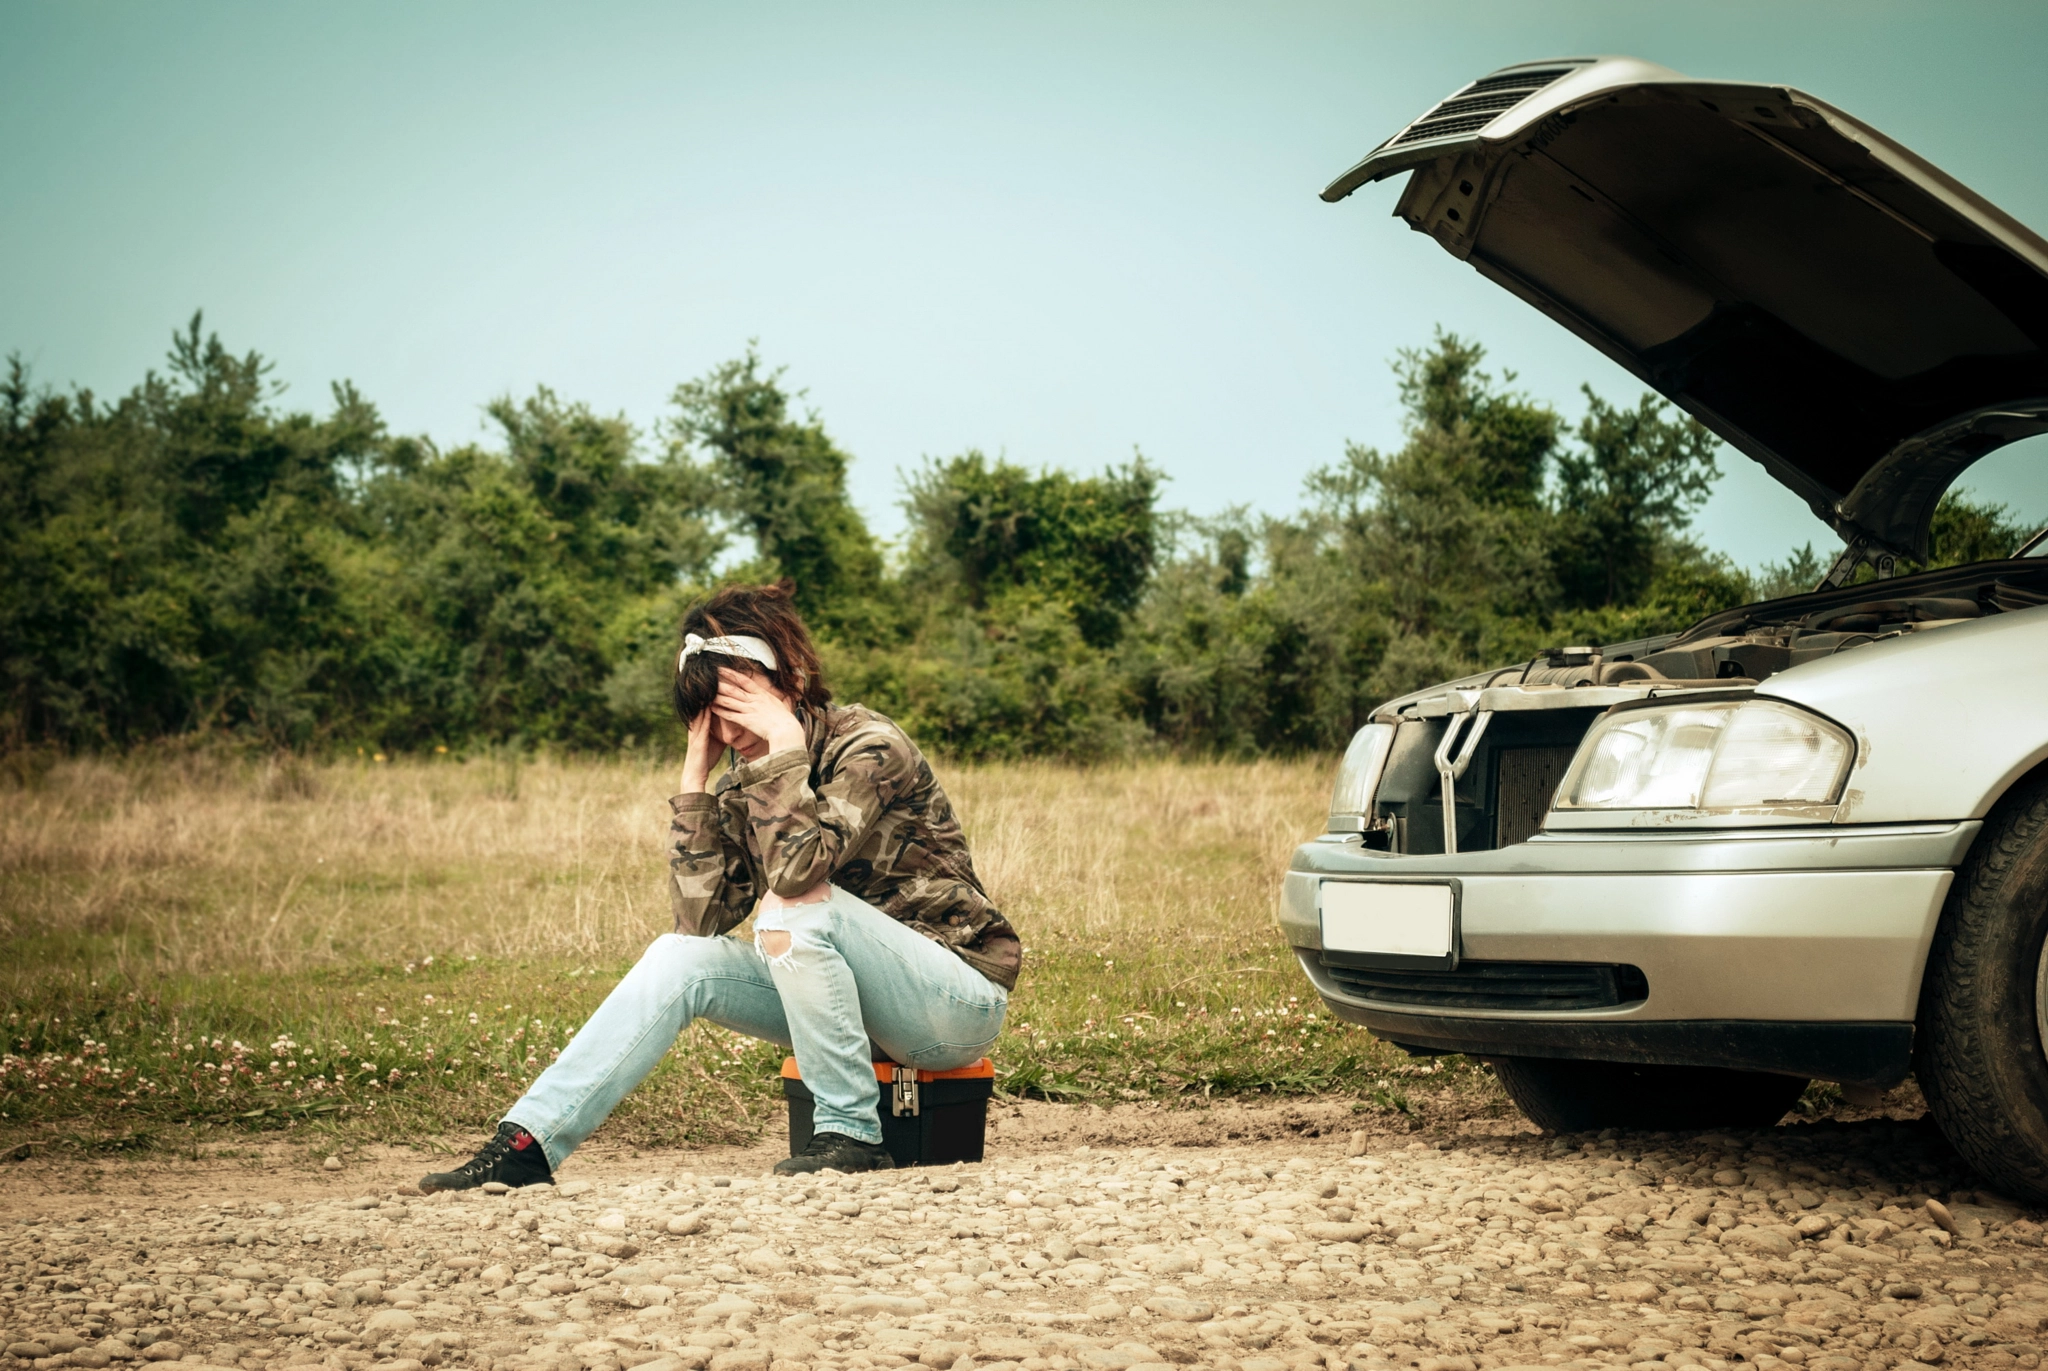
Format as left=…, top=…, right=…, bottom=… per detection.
left=1326, top=57, right=2048, bottom=560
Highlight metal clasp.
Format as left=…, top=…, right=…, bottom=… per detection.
left=890, top=1067, right=920, bottom=1117
left=1431, top=710, right=1493, bottom=856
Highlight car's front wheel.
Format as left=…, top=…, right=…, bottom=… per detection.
left=1916, top=773, right=2048, bottom=1202
left=1493, top=1057, right=1808, bottom=1133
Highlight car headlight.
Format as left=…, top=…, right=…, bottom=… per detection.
left=1557, top=699, right=1853, bottom=812
left=1329, top=722, right=1397, bottom=832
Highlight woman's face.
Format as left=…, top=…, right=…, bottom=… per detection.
left=708, top=710, right=769, bottom=760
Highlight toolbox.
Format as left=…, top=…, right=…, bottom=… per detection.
left=780, top=1056, right=995, bottom=1167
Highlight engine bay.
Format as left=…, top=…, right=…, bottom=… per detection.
left=1527, top=561, right=2048, bottom=691
left=1360, top=560, right=2048, bottom=854
left=1626, top=563, right=2046, bottom=685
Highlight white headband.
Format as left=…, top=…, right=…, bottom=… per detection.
left=678, top=632, right=778, bottom=674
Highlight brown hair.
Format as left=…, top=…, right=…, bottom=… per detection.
left=671, top=580, right=831, bottom=724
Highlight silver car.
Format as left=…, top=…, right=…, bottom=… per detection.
left=1282, top=56, right=2048, bottom=1196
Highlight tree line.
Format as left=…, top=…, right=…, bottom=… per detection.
left=3, top=317, right=2035, bottom=760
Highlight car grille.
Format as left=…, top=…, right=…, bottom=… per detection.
left=1390, top=64, right=1583, bottom=146
left=1494, top=745, right=1576, bottom=847
left=1319, top=958, right=1648, bottom=1011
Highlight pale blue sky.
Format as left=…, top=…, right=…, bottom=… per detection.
left=7, top=1, right=2047, bottom=567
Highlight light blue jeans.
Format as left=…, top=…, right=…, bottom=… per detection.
left=505, top=885, right=1007, bottom=1167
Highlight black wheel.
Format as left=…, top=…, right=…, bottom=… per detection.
left=1916, top=773, right=2048, bottom=1202
left=1493, top=1057, right=1808, bottom=1133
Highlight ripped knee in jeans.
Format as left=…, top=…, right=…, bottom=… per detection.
left=755, top=884, right=832, bottom=968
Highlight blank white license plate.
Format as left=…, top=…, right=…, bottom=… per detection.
left=1319, top=881, right=1455, bottom=963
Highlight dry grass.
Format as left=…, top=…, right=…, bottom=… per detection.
left=0, top=751, right=1464, bottom=1153
left=955, top=759, right=1320, bottom=944
left=2, top=751, right=679, bottom=973
left=0, top=751, right=1325, bottom=974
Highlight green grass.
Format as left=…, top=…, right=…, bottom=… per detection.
left=0, top=751, right=1455, bottom=1155
left=0, top=959, right=783, bottom=1154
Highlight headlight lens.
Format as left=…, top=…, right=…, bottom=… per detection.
left=1329, top=722, right=1397, bottom=831
left=1559, top=699, right=1852, bottom=811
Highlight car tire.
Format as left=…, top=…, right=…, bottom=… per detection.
left=1916, top=773, right=2048, bottom=1202
left=1492, top=1057, right=1808, bottom=1133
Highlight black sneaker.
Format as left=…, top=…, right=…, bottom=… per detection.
left=419, top=1121, right=554, bottom=1193
left=773, top=1131, right=896, bottom=1175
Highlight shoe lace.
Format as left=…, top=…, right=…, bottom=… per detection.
left=447, top=1129, right=515, bottom=1179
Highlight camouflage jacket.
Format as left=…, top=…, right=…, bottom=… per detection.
left=667, top=704, right=1022, bottom=989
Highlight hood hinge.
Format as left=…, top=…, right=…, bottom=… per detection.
left=1818, top=532, right=1902, bottom=590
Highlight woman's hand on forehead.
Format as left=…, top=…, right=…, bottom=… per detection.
left=714, top=666, right=806, bottom=754
left=716, top=665, right=781, bottom=707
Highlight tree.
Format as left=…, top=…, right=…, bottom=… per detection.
left=354, top=389, right=722, bottom=748
left=1306, top=334, right=1560, bottom=641
left=1551, top=388, right=1720, bottom=607
left=666, top=350, right=883, bottom=634
left=0, top=316, right=383, bottom=748
left=1394, top=332, right=1561, bottom=507
left=904, top=451, right=1160, bottom=647
left=1924, top=491, right=2038, bottom=568
left=1752, top=543, right=1829, bottom=601
left=1125, top=513, right=1392, bottom=754
left=20, top=315, right=2035, bottom=762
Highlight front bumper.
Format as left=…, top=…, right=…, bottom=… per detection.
left=1279, top=822, right=1977, bottom=1086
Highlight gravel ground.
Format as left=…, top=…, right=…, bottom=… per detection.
left=5, top=1107, right=2048, bottom=1371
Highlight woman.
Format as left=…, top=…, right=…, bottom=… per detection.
left=420, top=581, right=1020, bottom=1188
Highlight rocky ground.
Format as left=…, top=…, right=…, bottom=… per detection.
left=4, top=1100, right=2047, bottom=1371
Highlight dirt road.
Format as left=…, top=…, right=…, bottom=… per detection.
left=3, top=1099, right=2044, bottom=1371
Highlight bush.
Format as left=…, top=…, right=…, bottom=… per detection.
left=7, top=320, right=2035, bottom=761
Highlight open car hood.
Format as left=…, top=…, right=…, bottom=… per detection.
left=1325, top=56, right=2048, bottom=565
